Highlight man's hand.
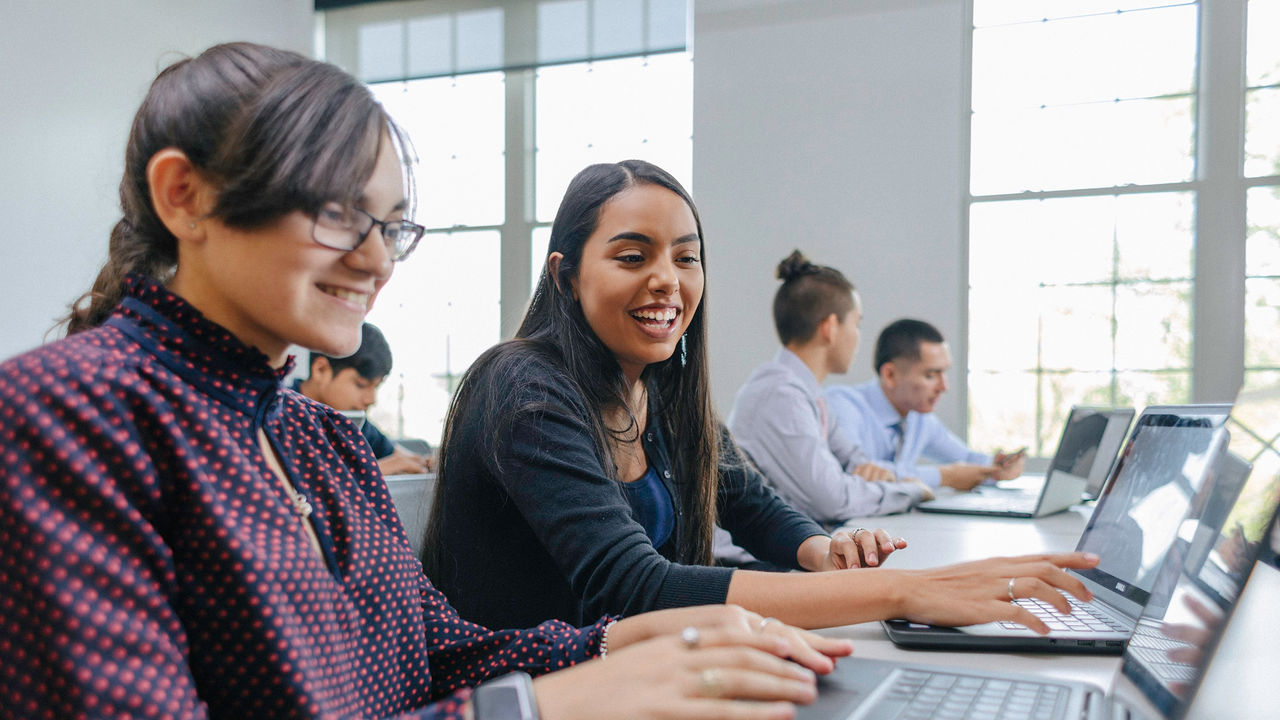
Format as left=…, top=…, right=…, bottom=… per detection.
left=904, top=478, right=935, bottom=501
left=378, top=448, right=430, bottom=476
left=990, top=449, right=1025, bottom=481
left=938, top=462, right=997, bottom=491
left=852, top=463, right=895, bottom=483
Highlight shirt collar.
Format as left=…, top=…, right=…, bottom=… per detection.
left=106, top=274, right=294, bottom=413
left=775, top=347, right=823, bottom=401
left=865, top=379, right=905, bottom=429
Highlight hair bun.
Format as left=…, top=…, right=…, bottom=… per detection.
left=776, top=249, right=817, bottom=282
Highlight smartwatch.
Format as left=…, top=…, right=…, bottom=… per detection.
left=472, top=671, right=540, bottom=720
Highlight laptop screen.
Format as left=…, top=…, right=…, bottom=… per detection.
left=1074, top=406, right=1231, bottom=610
left=1120, top=444, right=1280, bottom=718
left=1045, top=407, right=1134, bottom=498
left=1079, top=408, right=1136, bottom=498
left=1049, top=408, right=1114, bottom=476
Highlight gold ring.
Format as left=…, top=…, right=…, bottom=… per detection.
left=1008, top=577, right=1018, bottom=603
left=699, top=668, right=725, bottom=698
left=681, top=626, right=700, bottom=649
left=758, top=617, right=780, bottom=633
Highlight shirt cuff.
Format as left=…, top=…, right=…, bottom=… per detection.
left=654, top=564, right=736, bottom=610
left=914, top=465, right=943, bottom=488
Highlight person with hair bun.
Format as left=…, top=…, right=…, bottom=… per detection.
left=424, top=160, right=1101, bottom=637
left=716, top=251, right=933, bottom=566
left=0, top=43, right=851, bottom=720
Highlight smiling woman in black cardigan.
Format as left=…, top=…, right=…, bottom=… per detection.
left=423, top=159, right=1099, bottom=632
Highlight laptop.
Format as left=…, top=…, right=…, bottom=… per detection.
left=917, top=406, right=1134, bottom=518
left=884, top=404, right=1232, bottom=653
left=797, top=439, right=1280, bottom=720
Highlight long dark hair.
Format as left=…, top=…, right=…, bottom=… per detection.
left=62, top=42, right=409, bottom=334
left=423, top=160, right=719, bottom=567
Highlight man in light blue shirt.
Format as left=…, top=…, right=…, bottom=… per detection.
left=824, top=319, right=1024, bottom=491
left=717, top=252, right=930, bottom=566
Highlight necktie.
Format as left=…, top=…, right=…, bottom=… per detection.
left=889, top=420, right=905, bottom=461
left=816, top=396, right=829, bottom=435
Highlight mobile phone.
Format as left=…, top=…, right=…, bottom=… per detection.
left=1000, top=446, right=1027, bottom=462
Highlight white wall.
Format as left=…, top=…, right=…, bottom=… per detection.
left=694, top=0, right=970, bottom=432
left=0, top=0, right=977, bottom=437
left=0, top=1, right=313, bottom=362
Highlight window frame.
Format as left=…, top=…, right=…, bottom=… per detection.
left=963, top=0, right=1276, bottom=463
left=317, top=1, right=691, bottom=441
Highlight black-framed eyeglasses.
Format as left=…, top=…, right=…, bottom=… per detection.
left=311, top=203, right=425, bottom=262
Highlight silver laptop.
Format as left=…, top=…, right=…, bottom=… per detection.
left=884, top=404, right=1232, bottom=653
left=917, top=406, right=1134, bottom=518
left=797, top=440, right=1279, bottom=720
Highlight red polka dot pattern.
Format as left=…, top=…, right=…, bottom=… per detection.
left=0, top=276, right=607, bottom=719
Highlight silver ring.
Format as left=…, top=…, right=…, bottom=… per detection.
left=681, top=626, right=700, bottom=649
left=1008, top=577, right=1018, bottom=603
left=849, top=527, right=868, bottom=540
left=699, top=668, right=725, bottom=698
left=758, top=617, right=780, bottom=633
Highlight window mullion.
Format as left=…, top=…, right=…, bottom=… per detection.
left=1193, top=0, right=1249, bottom=402
left=500, top=2, right=537, bottom=340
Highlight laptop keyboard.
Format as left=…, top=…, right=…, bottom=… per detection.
left=999, top=596, right=1128, bottom=633
left=1127, top=620, right=1197, bottom=683
left=867, top=669, right=1070, bottom=719
left=934, top=492, right=1037, bottom=513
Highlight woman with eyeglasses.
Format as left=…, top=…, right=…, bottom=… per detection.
left=423, top=159, right=1100, bottom=633
left=0, top=43, right=848, bottom=720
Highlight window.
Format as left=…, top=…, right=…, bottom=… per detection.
left=968, top=192, right=1194, bottom=455
left=364, top=73, right=505, bottom=443
left=320, top=0, right=691, bottom=445
left=1241, top=0, right=1280, bottom=485
left=531, top=52, right=693, bottom=280
left=967, top=1, right=1270, bottom=459
left=534, top=52, right=694, bottom=223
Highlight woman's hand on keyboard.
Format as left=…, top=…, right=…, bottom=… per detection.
left=608, top=604, right=854, bottom=675
left=533, top=622, right=821, bottom=720
left=896, top=552, right=1100, bottom=633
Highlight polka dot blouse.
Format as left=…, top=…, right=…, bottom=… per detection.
left=0, top=276, right=608, bottom=719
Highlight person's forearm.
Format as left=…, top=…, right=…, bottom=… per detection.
left=724, top=566, right=912, bottom=629
left=793, top=471, right=922, bottom=523
left=795, top=534, right=831, bottom=572
left=938, top=464, right=959, bottom=488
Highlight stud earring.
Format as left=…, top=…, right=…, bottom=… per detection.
left=188, top=221, right=196, bottom=229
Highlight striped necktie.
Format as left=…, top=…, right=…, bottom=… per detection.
left=889, top=420, right=905, bottom=461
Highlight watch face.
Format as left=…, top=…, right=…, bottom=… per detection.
left=474, top=673, right=537, bottom=720
left=480, top=687, right=521, bottom=720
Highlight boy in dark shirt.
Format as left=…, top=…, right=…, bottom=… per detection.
left=297, top=322, right=432, bottom=475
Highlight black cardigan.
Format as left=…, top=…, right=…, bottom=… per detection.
left=426, top=347, right=825, bottom=629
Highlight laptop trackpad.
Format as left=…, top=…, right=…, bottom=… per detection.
left=801, top=657, right=898, bottom=719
